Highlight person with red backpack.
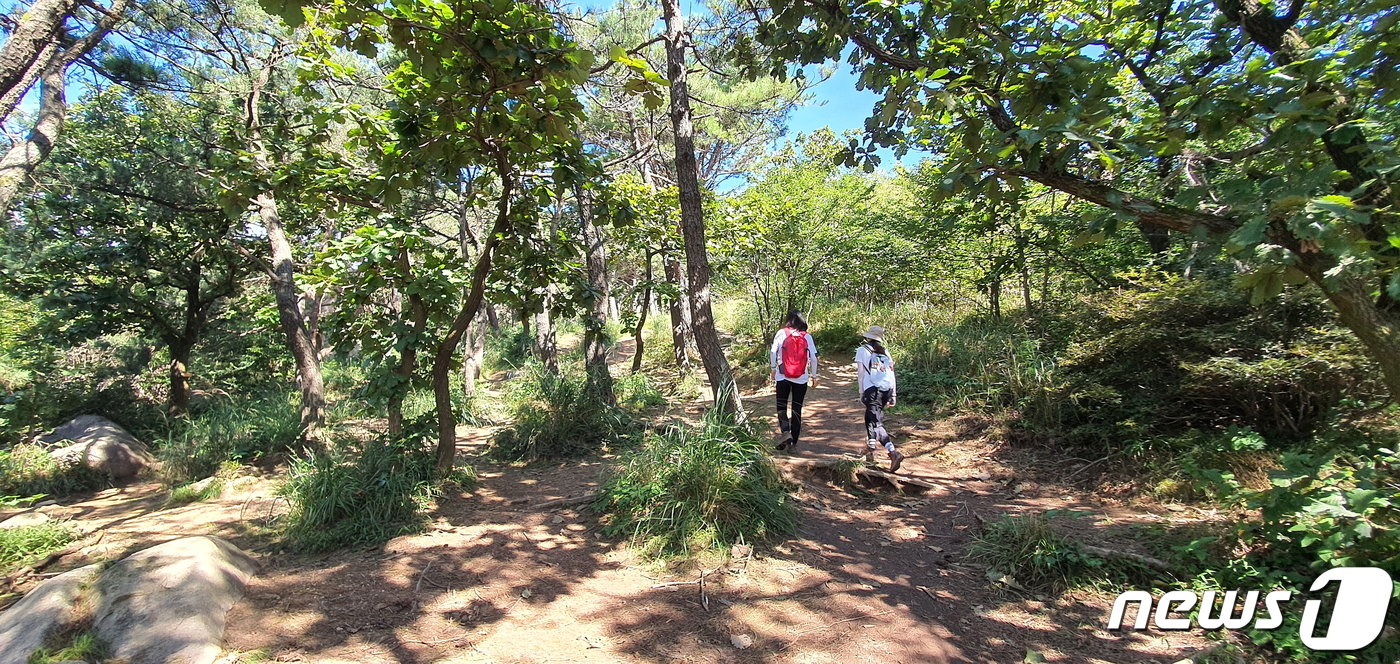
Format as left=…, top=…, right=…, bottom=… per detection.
left=770, top=309, right=818, bottom=451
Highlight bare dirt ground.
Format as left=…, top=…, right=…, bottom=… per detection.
left=7, top=348, right=1222, bottom=664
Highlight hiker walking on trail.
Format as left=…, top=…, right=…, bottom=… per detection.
left=855, top=325, right=906, bottom=472
left=771, top=309, right=818, bottom=451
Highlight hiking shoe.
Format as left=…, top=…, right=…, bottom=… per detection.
left=889, top=450, right=906, bottom=473
left=776, top=431, right=793, bottom=450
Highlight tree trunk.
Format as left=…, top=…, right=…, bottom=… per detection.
left=662, top=0, right=745, bottom=418
left=433, top=168, right=514, bottom=476
left=531, top=297, right=558, bottom=371
left=1297, top=254, right=1400, bottom=402
left=0, top=60, right=63, bottom=213
left=578, top=186, right=615, bottom=403
left=631, top=253, right=654, bottom=374
left=462, top=311, right=486, bottom=395
left=254, top=191, right=327, bottom=443
left=663, top=253, right=692, bottom=372
left=387, top=248, right=428, bottom=437
left=168, top=342, right=192, bottom=415
left=0, top=0, right=74, bottom=115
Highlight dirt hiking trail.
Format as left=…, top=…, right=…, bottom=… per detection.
left=4, top=347, right=1221, bottom=663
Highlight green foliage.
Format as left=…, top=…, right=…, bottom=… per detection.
left=484, top=324, right=533, bottom=372
left=1178, top=447, right=1400, bottom=662
left=0, top=444, right=103, bottom=499
left=491, top=363, right=635, bottom=462
left=596, top=405, right=797, bottom=557
left=2, top=334, right=167, bottom=442
left=26, top=631, right=108, bottom=664
left=155, top=393, right=300, bottom=485
left=1037, top=274, right=1380, bottom=449
left=0, top=521, right=77, bottom=573
left=279, top=437, right=438, bottom=552
left=165, top=478, right=225, bottom=508
left=614, top=372, right=666, bottom=411
left=968, top=513, right=1104, bottom=592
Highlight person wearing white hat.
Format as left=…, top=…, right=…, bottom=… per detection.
left=854, top=325, right=906, bottom=472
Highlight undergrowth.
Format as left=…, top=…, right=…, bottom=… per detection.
left=596, top=404, right=797, bottom=557
left=278, top=436, right=438, bottom=552
left=491, top=362, right=636, bottom=462
left=155, top=392, right=300, bottom=485
left=0, top=521, right=77, bottom=572
left=0, top=444, right=103, bottom=498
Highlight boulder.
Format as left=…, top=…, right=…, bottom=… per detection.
left=0, top=564, right=104, bottom=664
left=40, top=415, right=153, bottom=480
left=0, top=510, right=51, bottom=529
left=93, top=536, right=258, bottom=664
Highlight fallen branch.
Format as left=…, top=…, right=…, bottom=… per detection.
left=790, top=609, right=897, bottom=636
left=772, top=457, right=939, bottom=492
left=533, top=493, right=599, bottom=510
left=1082, top=545, right=1173, bottom=572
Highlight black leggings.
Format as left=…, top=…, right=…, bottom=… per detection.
left=776, top=380, right=808, bottom=442
left=862, top=386, right=893, bottom=446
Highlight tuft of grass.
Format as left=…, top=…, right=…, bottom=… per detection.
left=0, top=444, right=103, bottom=500
left=0, top=521, right=78, bottom=573
left=596, top=404, right=798, bottom=557
left=27, top=631, right=107, bottom=664
left=155, top=392, right=300, bottom=485
left=614, top=373, right=666, bottom=411
left=278, top=436, right=437, bottom=552
left=967, top=513, right=1104, bottom=592
left=491, top=363, right=636, bottom=462
left=165, top=477, right=224, bottom=507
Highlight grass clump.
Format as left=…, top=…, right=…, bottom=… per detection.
left=278, top=436, right=437, bottom=552
left=0, top=521, right=77, bottom=572
left=165, top=477, right=224, bottom=507
left=155, top=392, right=300, bottom=485
left=26, top=631, right=106, bottom=664
left=968, top=513, right=1104, bottom=592
left=491, top=363, right=635, bottom=462
left=0, top=444, right=103, bottom=498
left=27, top=631, right=107, bottom=664
left=596, top=405, right=797, bottom=557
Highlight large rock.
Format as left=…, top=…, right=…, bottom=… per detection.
left=0, top=564, right=104, bottom=664
left=93, top=536, right=258, bottom=664
left=40, top=415, right=154, bottom=480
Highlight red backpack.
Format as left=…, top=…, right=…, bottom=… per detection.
left=780, top=328, right=809, bottom=378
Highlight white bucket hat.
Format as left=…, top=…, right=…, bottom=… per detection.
left=861, top=325, right=885, bottom=341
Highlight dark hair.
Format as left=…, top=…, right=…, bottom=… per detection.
left=863, top=338, right=887, bottom=355
left=784, top=309, right=808, bottom=332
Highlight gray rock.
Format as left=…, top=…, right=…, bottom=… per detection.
left=0, top=564, right=104, bottom=664
left=41, top=415, right=153, bottom=480
left=0, top=510, right=51, bottom=529
left=93, top=536, right=258, bottom=664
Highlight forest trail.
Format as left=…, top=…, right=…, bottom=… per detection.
left=6, top=346, right=1217, bottom=664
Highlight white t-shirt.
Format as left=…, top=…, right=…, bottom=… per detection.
left=855, top=343, right=897, bottom=394
left=770, top=327, right=819, bottom=384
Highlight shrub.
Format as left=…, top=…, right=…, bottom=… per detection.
left=484, top=323, right=532, bottom=372
left=1039, top=274, right=1380, bottom=449
left=596, top=405, right=797, bottom=556
left=0, top=521, right=77, bottom=572
left=278, top=436, right=437, bottom=552
left=968, top=513, right=1104, bottom=592
left=491, top=363, right=635, bottom=462
left=155, top=392, right=300, bottom=485
left=1176, top=447, right=1400, bottom=662
left=0, top=444, right=103, bottom=498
